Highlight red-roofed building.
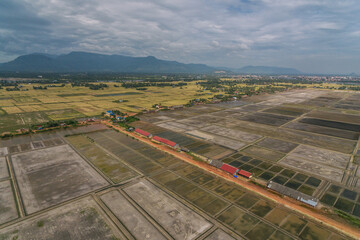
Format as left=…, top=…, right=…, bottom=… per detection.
left=220, top=164, right=239, bottom=175
left=153, top=136, right=179, bottom=148
left=135, top=128, right=152, bottom=138
left=238, top=169, right=252, bottom=179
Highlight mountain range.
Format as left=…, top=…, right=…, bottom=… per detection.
left=0, top=52, right=302, bottom=74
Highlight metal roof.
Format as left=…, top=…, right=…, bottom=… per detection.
left=135, top=128, right=151, bottom=137
left=153, top=136, right=177, bottom=147
left=238, top=169, right=252, bottom=178
left=220, top=164, right=239, bottom=175
left=267, top=181, right=319, bottom=207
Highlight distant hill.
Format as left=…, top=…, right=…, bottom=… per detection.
left=0, top=52, right=303, bottom=74
left=0, top=52, right=215, bottom=73
left=236, top=65, right=302, bottom=75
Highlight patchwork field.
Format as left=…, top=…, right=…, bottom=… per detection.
left=81, top=128, right=354, bottom=239
left=0, top=89, right=359, bottom=239
left=0, top=82, right=214, bottom=132
left=136, top=89, right=360, bottom=220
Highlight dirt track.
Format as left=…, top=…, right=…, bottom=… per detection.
left=103, top=121, right=360, bottom=240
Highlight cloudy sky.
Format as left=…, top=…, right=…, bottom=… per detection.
left=1, top=0, right=360, bottom=73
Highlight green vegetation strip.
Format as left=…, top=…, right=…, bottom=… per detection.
left=335, top=210, right=360, bottom=228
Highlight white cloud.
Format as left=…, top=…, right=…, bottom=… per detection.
left=313, top=22, right=341, bottom=30
left=0, top=0, right=360, bottom=73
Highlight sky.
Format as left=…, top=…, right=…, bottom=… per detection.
left=1, top=0, right=360, bottom=74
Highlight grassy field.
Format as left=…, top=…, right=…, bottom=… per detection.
left=0, top=112, right=50, bottom=133
left=0, top=82, right=213, bottom=132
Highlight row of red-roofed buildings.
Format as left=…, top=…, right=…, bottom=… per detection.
left=134, top=128, right=152, bottom=138
left=134, top=128, right=251, bottom=178
left=211, top=159, right=252, bottom=179
left=221, top=163, right=252, bottom=179
left=134, top=128, right=179, bottom=149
